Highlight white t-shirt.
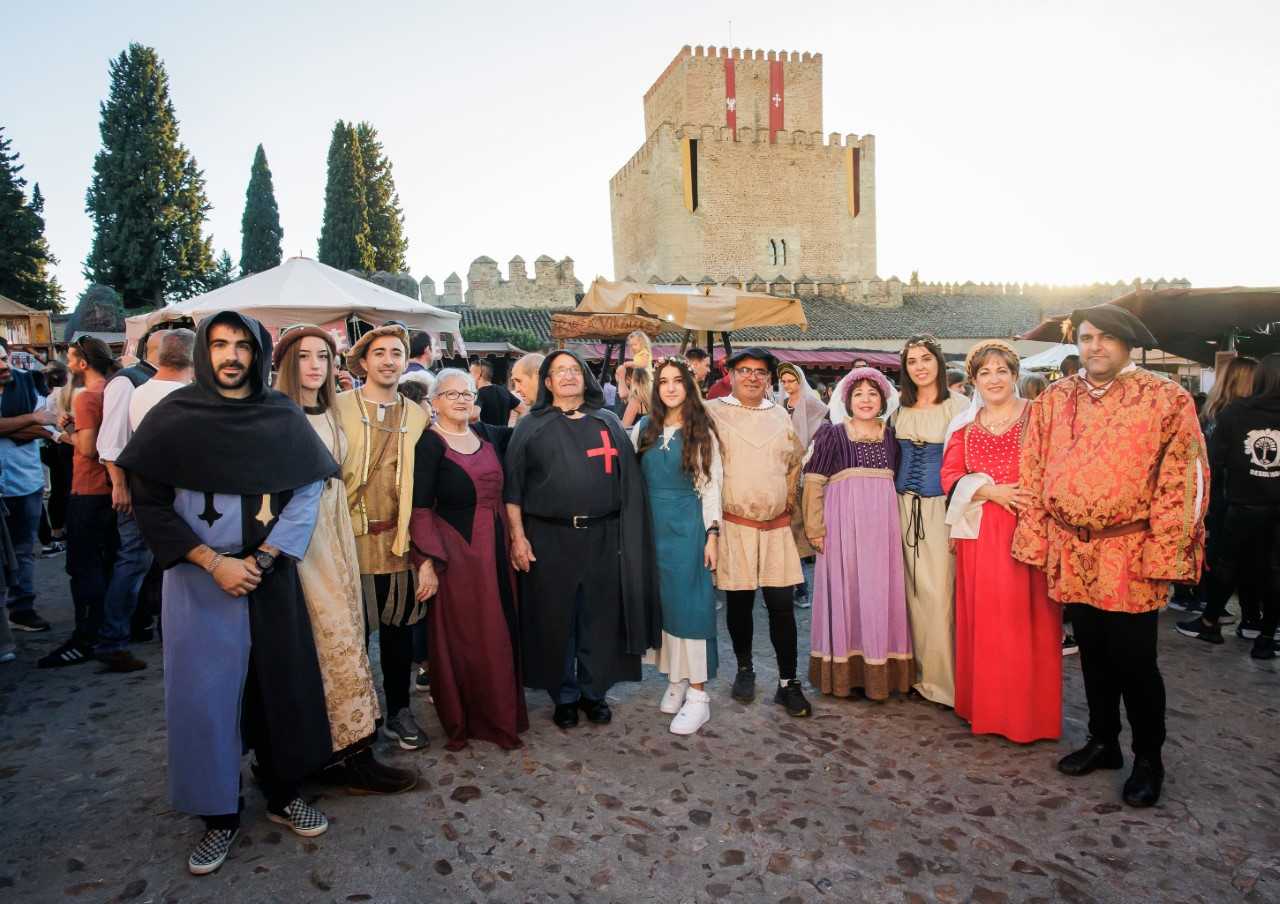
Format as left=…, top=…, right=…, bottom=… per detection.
left=128, top=379, right=187, bottom=432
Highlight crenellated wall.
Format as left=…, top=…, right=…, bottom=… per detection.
left=421, top=255, right=583, bottom=310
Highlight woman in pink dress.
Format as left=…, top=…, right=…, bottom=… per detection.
left=941, top=341, right=1062, bottom=742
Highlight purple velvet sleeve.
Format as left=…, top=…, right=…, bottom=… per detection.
left=884, top=425, right=901, bottom=476
left=803, top=422, right=843, bottom=477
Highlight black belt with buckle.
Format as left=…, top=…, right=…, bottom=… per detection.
left=527, top=512, right=620, bottom=530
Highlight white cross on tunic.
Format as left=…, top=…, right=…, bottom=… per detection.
left=726, top=98, right=736, bottom=111
left=772, top=93, right=782, bottom=107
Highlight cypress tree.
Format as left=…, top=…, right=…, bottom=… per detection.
left=84, top=43, right=215, bottom=309
left=317, top=122, right=374, bottom=272
left=0, top=128, right=63, bottom=311
left=354, top=122, right=408, bottom=273
left=239, top=144, right=283, bottom=276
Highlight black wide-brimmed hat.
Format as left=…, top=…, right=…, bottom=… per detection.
left=724, top=346, right=779, bottom=380
left=1068, top=304, right=1158, bottom=349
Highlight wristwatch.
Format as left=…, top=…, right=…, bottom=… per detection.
left=253, top=549, right=277, bottom=574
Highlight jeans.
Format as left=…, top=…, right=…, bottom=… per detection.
left=3, top=490, right=43, bottom=615
left=553, top=587, right=601, bottom=705
left=65, top=495, right=118, bottom=648
left=95, top=512, right=154, bottom=653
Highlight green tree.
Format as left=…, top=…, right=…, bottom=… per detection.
left=354, top=122, right=408, bottom=272
left=0, top=128, right=64, bottom=311
left=84, top=44, right=215, bottom=308
left=460, top=325, right=543, bottom=352
left=317, top=121, right=373, bottom=272
left=239, top=144, right=282, bottom=275
left=206, top=250, right=236, bottom=289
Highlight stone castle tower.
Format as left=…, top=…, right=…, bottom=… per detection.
left=610, top=45, right=877, bottom=286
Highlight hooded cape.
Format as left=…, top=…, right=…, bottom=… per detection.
left=504, top=349, right=661, bottom=685
left=117, top=311, right=338, bottom=494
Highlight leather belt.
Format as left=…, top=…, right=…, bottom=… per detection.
left=528, top=512, right=620, bottom=530
left=1052, top=516, right=1149, bottom=544
left=367, top=519, right=397, bottom=535
left=723, top=511, right=792, bottom=531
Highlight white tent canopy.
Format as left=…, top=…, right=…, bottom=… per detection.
left=124, top=257, right=464, bottom=353
left=1020, top=343, right=1078, bottom=371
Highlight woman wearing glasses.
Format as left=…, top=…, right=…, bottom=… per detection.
left=408, top=369, right=528, bottom=750
left=891, top=335, right=968, bottom=707
left=272, top=326, right=417, bottom=794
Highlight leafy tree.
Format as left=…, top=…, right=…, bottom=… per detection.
left=354, top=123, right=408, bottom=272
left=317, top=122, right=373, bottom=272
left=0, top=128, right=64, bottom=311
left=239, top=144, right=282, bottom=275
left=206, top=250, right=236, bottom=289
left=84, top=44, right=215, bottom=308
left=460, top=325, right=543, bottom=352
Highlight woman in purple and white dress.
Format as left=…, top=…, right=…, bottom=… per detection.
left=802, top=367, right=914, bottom=701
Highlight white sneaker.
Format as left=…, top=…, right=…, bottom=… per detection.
left=659, top=680, right=688, bottom=714
left=670, top=689, right=710, bottom=735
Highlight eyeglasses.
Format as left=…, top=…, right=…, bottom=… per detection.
left=734, top=366, right=770, bottom=379
left=549, top=367, right=582, bottom=379
left=437, top=390, right=476, bottom=402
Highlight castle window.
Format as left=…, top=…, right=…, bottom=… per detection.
left=768, top=240, right=778, bottom=267
left=780, top=240, right=787, bottom=266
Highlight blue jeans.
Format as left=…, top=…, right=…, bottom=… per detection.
left=3, top=490, right=43, bottom=615
left=95, top=511, right=154, bottom=653
left=553, top=587, right=601, bottom=705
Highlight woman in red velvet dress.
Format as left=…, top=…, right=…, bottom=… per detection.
left=941, top=341, right=1062, bottom=743
left=410, top=369, right=528, bottom=751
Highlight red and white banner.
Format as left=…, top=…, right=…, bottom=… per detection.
left=769, top=60, right=784, bottom=143
left=724, top=56, right=737, bottom=130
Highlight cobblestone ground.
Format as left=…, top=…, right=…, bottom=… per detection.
left=1, top=557, right=1278, bottom=904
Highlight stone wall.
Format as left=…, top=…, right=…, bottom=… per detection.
left=421, top=256, right=582, bottom=309
left=643, top=45, right=823, bottom=137
left=611, top=122, right=876, bottom=284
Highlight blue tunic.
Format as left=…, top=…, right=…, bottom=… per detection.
left=637, top=422, right=718, bottom=677
left=163, top=484, right=321, bottom=815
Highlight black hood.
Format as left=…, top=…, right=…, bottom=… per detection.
left=529, top=349, right=606, bottom=415
left=193, top=311, right=273, bottom=401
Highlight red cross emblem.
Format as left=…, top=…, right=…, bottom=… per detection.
left=587, top=429, right=620, bottom=474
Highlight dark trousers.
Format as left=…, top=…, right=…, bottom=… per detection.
left=552, top=586, right=601, bottom=705
left=412, top=617, right=429, bottom=664
left=40, top=442, right=72, bottom=536
left=1202, top=504, right=1280, bottom=638
left=379, top=623, right=414, bottom=714
left=65, top=494, right=118, bottom=647
left=4, top=490, right=43, bottom=614
left=1069, top=604, right=1165, bottom=759
left=725, top=586, right=798, bottom=681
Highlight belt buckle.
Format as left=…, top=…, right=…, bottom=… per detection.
left=572, top=514, right=588, bottom=529
left=1075, top=525, right=1092, bottom=543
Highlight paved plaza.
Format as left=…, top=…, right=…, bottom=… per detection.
left=1, top=557, right=1277, bottom=903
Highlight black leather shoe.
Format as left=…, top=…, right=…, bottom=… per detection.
left=730, top=668, right=756, bottom=703
left=577, top=697, right=612, bottom=724
left=552, top=703, right=579, bottom=729
left=1057, top=737, right=1124, bottom=776
left=1122, top=757, right=1164, bottom=808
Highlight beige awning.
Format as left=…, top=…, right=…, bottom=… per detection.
left=575, top=279, right=807, bottom=333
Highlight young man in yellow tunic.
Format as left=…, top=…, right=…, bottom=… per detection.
left=1013, top=304, right=1207, bottom=808
left=708, top=348, right=811, bottom=717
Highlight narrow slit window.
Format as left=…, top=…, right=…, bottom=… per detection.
left=780, top=240, right=787, bottom=266
left=768, top=239, right=777, bottom=267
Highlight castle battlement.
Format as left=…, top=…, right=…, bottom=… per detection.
left=645, top=44, right=823, bottom=103
left=422, top=255, right=583, bottom=310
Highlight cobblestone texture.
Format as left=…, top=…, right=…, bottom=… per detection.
left=1, top=558, right=1277, bottom=903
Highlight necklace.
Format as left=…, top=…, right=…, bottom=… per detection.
left=434, top=423, right=471, bottom=437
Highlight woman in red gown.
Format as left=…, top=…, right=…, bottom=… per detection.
left=941, top=341, right=1062, bottom=743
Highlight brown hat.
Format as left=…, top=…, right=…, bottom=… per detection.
left=271, top=324, right=337, bottom=370
left=1067, top=304, right=1158, bottom=349
left=345, top=323, right=410, bottom=377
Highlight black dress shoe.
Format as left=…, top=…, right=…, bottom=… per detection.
left=730, top=668, right=756, bottom=703
left=552, top=702, right=579, bottom=729
left=577, top=697, right=612, bottom=724
left=1122, top=757, right=1164, bottom=807
left=1057, top=737, right=1124, bottom=776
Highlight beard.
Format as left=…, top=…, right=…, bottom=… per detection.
left=215, top=364, right=250, bottom=390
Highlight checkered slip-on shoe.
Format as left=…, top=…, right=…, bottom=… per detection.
left=267, top=798, right=329, bottom=838
left=188, top=828, right=238, bottom=875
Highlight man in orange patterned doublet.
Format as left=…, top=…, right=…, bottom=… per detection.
left=1013, top=304, right=1208, bottom=810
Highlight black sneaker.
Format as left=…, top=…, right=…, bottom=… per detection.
left=1251, top=637, right=1276, bottom=660
left=1175, top=617, right=1223, bottom=644
left=383, top=708, right=428, bottom=751
left=775, top=679, right=811, bottom=717
left=730, top=667, right=756, bottom=703
left=188, top=828, right=238, bottom=875
left=39, top=541, right=65, bottom=558
left=1237, top=621, right=1263, bottom=640
left=415, top=666, right=431, bottom=694
left=36, top=639, right=93, bottom=668
left=1062, top=634, right=1079, bottom=656
left=8, top=611, right=51, bottom=633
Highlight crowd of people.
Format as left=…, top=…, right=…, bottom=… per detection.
left=2, top=298, right=1273, bottom=877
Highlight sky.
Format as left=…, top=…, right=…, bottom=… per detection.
left=5, top=0, right=1279, bottom=305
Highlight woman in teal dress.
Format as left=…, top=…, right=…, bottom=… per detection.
left=632, top=357, right=723, bottom=736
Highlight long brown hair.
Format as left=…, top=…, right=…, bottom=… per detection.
left=898, top=334, right=951, bottom=408
left=1203, top=355, right=1258, bottom=421
left=274, top=333, right=337, bottom=412
left=638, top=357, right=720, bottom=484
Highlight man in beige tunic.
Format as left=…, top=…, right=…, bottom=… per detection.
left=708, top=348, right=811, bottom=717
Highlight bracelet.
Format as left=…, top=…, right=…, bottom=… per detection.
left=205, top=553, right=225, bottom=574
left=706, top=526, right=720, bottom=536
